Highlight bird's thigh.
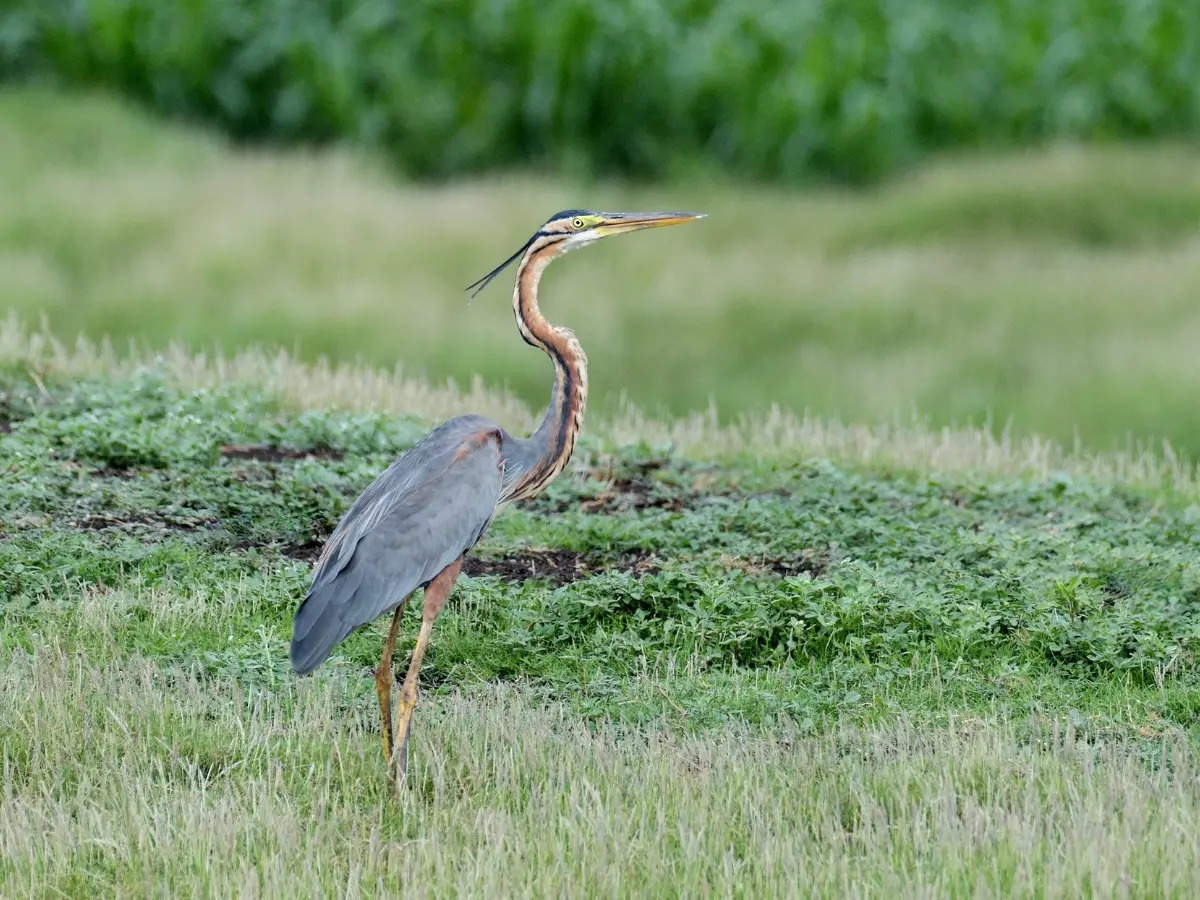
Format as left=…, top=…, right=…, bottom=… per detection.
left=420, top=558, right=462, bottom=621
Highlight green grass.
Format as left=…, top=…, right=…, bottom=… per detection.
left=2, top=334, right=1199, bottom=895
left=3, top=88, right=1200, bottom=461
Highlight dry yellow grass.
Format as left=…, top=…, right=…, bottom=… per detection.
left=4, top=627, right=1199, bottom=898
left=4, top=316, right=1195, bottom=493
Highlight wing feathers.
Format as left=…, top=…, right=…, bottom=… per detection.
left=290, top=417, right=504, bottom=674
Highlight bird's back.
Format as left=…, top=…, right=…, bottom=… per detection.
left=290, top=415, right=505, bottom=673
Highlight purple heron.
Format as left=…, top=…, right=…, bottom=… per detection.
left=289, top=210, right=704, bottom=790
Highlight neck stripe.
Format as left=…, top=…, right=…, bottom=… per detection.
left=503, top=241, right=588, bottom=501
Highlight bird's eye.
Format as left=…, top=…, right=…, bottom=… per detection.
left=572, top=218, right=585, bottom=229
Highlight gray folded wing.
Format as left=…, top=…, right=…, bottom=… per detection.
left=290, top=415, right=505, bottom=674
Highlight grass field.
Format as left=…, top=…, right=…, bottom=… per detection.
left=3, top=88, right=1200, bottom=895
left=3, top=87, right=1200, bottom=458
left=2, top=327, right=1199, bottom=896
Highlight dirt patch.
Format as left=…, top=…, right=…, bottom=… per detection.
left=279, top=544, right=658, bottom=584
left=765, top=549, right=829, bottom=578
left=581, top=476, right=689, bottom=513
left=219, top=444, right=344, bottom=462
left=281, top=537, right=326, bottom=563
left=721, top=547, right=833, bottom=579
left=90, top=465, right=141, bottom=479
left=532, top=459, right=697, bottom=514
left=0, top=389, right=45, bottom=435
left=464, top=547, right=659, bottom=586
left=0, top=401, right=20, bottom=435
left=74, top=512, right=220, bottom=532
left=584, top=459, right=691, bottom=512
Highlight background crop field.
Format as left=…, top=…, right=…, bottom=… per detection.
left=3, top=88, right=1200, bottom=457
left=4, top=0, right=1199, bottom=183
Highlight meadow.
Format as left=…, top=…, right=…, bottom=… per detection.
left=2, top=86, right=1200, bottom=896
left=3, top=88, right=1200, bottom=457
left=1, top=325, right=1198, bottom=896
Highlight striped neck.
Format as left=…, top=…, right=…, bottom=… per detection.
left=503, top=240, right=588, bottom=501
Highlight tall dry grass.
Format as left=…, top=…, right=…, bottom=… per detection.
left=3, top=631, right=1198, bottom=898
left=3, top=316, right=1195, bottom=493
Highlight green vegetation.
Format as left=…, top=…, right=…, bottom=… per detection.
left=4, top=370, right=1198, bottom=727
left=4, top=88, right=1200, bottom=457
left=2, top=333, right=1199, bottom=894
left=3, top=0, right=1199, bottom=183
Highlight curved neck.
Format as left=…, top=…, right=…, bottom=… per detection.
left=502, top=242, right=588, bottom=501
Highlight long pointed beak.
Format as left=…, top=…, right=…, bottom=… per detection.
left=595, top=211, right=706, bottom=236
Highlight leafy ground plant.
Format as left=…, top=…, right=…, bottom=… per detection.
left=1, top=353, right=1198, bottom=895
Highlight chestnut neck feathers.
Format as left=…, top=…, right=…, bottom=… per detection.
left=499, top=237, right=588, bottom=502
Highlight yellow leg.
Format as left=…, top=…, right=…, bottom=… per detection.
left=375, top=599, right=408, bottom=776
left=391, top=557, right=462, bottom=789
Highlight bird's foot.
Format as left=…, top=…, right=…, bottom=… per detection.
left=390, top=687, right=419, bottom=791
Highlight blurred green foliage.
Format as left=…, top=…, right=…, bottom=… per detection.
left=2, top=0, right=1198, bottom=182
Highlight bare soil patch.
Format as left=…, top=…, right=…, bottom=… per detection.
left=764, top=548, right=831, bottom=578
left=73, top=511, right=219, bottom=532
left=464, top=548, right=659, bottom=586
left=280, top=537, right=326, bottom=563
left=534, top=459, right=697, bottom=514
left=219, top=444, right=344, bottom=462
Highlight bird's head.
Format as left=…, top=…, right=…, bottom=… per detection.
left=467, top=209, right=704, bottom=297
